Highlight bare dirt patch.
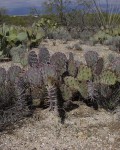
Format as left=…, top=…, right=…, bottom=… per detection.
left=0, top=103, right=119, bottom=150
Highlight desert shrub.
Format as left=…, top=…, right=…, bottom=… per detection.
left=66, top=45, right=74, bottom=50
left=48, top=26, right=72, bottom=41
left=107, top=53, right=116, bottom=63
left=80, top=29, right=95, bottom=41
left=90, top=30, right=112, bottom=45
left=104, top=36, right=120, bottom=53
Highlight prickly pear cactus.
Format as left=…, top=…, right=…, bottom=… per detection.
left=26, top=67, right=43, bottom=86
left=38, top=47, right=50, bottom=64
left=64, top=76, right=89, bottom=99
left=7, top=66, right=22, bottom=83
left=77, top=64, right=92, bottom=81
left=64, top=76, right=80, bottom=91
left=84, top=51, right=99, bottom=68
left=15, top=76, right=28, bottom=112
left=0, top=67, right=6, bottom=85
left=99, top=70, right=117, bottom=85
left=31, top=87, right=44, bottom=107
left=10, top=45, right=27, bottom=64
left=78, top=81, right=88, bottom=99
left=28, top=51, right=38, bottom=67
left=68, top=52, right=77, bottom=77
left=93, top=57, right=104, bottom=76
left=60, top=84, right=73, bottom=101
left=50, top=52, right=67, bottom=76
left=0, top=85, right=9, bottom=109
left=20, top=52, right=28, bottom=68
left=0, top=76, right=29, bottom=130
left=41, top=64, right=58, bottom=85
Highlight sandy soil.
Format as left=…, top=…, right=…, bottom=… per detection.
left=0, top=103, right=120, bottom=150
left=0, top=40, right=120, bottom=150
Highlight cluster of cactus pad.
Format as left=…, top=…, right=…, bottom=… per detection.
left=0, top=23, right=45, bottom=58
left=0, top=47, right=120, bottom=130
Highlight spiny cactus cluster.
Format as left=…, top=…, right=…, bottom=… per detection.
left=0, top=47, right=120, bottom=131
left=0, top=23, right=45, bottom=58
left=63, top=50, right=120, bottom=110
left=0, top=66, right=30, bottom=130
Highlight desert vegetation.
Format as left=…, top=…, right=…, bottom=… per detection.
left=0, top=0, right=120, bottom=149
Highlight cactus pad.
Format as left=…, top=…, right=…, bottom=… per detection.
left=64, top=76, right=80, bottom=91
left=60, top=84, right=73, bottom=101
left=93, top=57, right=104, bottom=76
left=99, top=70, right=117, bottom=85
left=50, top=52, right=67, bottom=76
left=77, top=64, right=92, bottom=81
left=0, top=67, right=6, bottom=85
left=68, top=52, right=77, bottom=77
left=26, top=67, right=43, bottom=86
left=38, top=47, right=50, bottom=64
left=7, top=66, right=22, bottom=83
left=41, top=64, right=58, bottom=85
left=78, top=81, right=88, bottom=99
left=84, top=51, right=99, bottom=68
left=28, top=51, right=38, bottom=67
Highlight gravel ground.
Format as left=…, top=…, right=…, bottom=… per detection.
left=0, top=103, right=120, bottom=150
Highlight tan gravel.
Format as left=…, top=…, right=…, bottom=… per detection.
left=0, top=103, right=120, bottom=150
